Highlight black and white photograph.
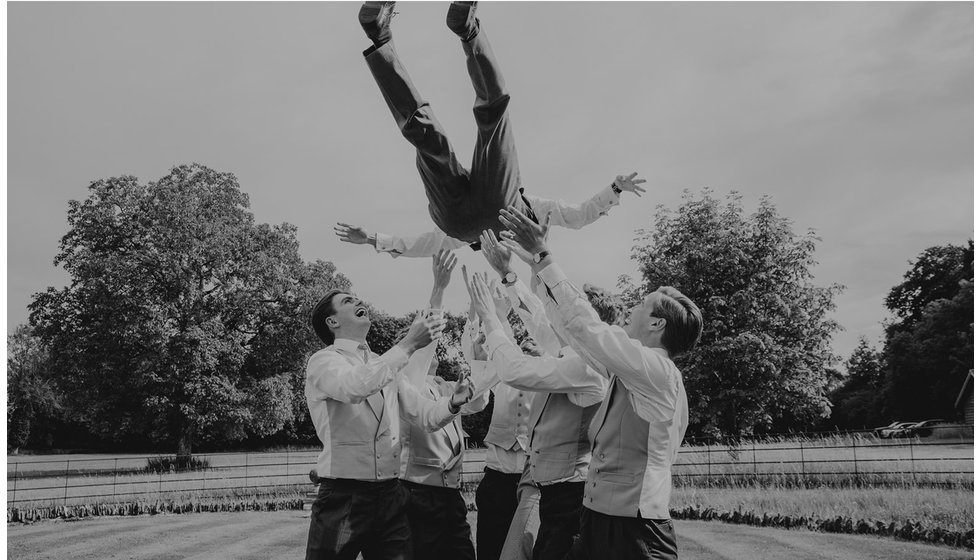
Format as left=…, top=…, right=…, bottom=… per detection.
left=6, top=2, right=974, bottom=559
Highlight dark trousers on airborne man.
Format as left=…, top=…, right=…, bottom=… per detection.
left=363, top=29, right=523, bottom=244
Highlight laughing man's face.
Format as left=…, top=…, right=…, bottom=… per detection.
left=330, top=293, right=370, bottom=329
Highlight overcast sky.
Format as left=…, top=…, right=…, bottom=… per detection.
left=6, top=2, right=974, bottom=364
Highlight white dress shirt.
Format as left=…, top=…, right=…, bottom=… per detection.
left=374, top=185, right=621, bottom=258
left=462, top=318, right=531, bottom=474
left=305, top=338, right=460, bottom=479
left=535, top=263, right=689, bottom=517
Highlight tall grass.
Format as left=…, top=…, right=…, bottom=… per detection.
left=10, top=483, right=312, bottom=512
left=670, top=479, right=974, bottom=533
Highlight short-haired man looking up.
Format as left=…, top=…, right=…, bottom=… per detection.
left=497, top=206, right=703, bottom=560
left=305, top=287, right=475, bottom=560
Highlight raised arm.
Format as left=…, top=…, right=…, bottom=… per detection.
left=306, top=345, right=410, bottom=404
left=306, top=306, right=445, bottom=403
left=398, top=374, right=474, bottom=432
left=521, top=172, right=646, bottom=230
left=468, top=269, right=607, bottom=405
left=460, top=303, right=501, bottom=400
left=334, top=222, right=468, bottom=258
left=498, top=206, right=676, bottom=407
left=479, top=229, right=563, bottom=357
left=403, top=250, right=458, bottom=389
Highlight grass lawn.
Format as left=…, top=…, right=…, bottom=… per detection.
left=7, top=511, right=974, bottom=560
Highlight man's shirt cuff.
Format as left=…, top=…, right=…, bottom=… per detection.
left=374, top=233, right=398, bottom=254
left=598, top=185, right=621, bottom=208
left=538, top=262, right=568, bottom=288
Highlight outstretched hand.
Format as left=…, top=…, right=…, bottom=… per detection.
left=480, top=230, right=512, bottom=277
left=485, top=272, right=511, bottom=321
left=334, top=222, right=373, bottom=245
left=463, top=265, right=495, bottom=325
left=472, top=331, right=488, bottom=361
left=613, top=172, right=647, bottom=197
left=450, top=373, right=475, bottom=408
left=400, top=312, right=446, bottom=351
left=431, top=249, right=458, bottom=291
left=498, top=205, right=550, bottom=260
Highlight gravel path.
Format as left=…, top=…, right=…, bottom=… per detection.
left=7, top=511, right=973, bottom=560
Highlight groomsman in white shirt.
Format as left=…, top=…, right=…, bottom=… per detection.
left=497, top=205, right=703, bottom=560
left=460, top=272, right=536, bottom=560
left=398, top=250, right=488, bottom=560
left=304, top=282, right=475, bottom=560
left=469, top=231, right=631, bottom=560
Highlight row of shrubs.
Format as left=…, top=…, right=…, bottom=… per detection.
left=670, top=505, right=973, bottom=549
left=143, top=455, right=212, bottom=473
left=10, top=497, right=971, bottom=550
left=7, top=498, right=305, bottom=524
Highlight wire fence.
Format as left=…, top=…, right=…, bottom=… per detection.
left=671, top=434, right=973, bottom=486
left=7, top=433, right=973, bottom=507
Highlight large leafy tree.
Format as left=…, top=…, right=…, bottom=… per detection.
left=624, top=190, right=842, bottom=438
left=878, top=242, right=973, bottom=422
left=29, top=164, right=349, bottom=456
left=885, top=242, right=973, bottom=326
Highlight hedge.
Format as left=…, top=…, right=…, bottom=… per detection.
left=8, top=498, right=305, bottom=524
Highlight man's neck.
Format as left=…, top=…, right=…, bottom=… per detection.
left=334, top=330, right=369, bottom=345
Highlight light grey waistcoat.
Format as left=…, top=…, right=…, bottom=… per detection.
left=528, top=392, right=599, bottom=484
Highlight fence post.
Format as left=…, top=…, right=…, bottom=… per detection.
left=799, top=439, right=806, bottom=476
left=202, top=454, right=207, bottom=491
left=706, top=444, right=711, bottom=478
left=12, top=462, right=18, bottom=504
left=752, top=440, right=757, bottom=475
left=112, top=458, right=118, bottom=499
left=851, top=437, right=859, bottom=480
left=908, top=436, right=916, bottom=483
left=286, top=447, right=290, bottom=479
left=63, top=460, right=71, bottom=506
left=244, top=452, right=249, bottom=492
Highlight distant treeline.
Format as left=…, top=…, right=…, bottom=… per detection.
left=7, top=164, right=973, bottom=455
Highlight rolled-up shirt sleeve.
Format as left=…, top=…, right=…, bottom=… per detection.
left=306, top=345, right=409, bottom=404
left=375, top=228, right=468, bottom=258
left=537, top=263, right=679, bottom=422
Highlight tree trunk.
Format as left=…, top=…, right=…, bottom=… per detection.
left=176, top=427, right=193, bottom=461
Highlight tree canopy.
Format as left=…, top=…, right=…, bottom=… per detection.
left=829, top=241, right=973, bottom=428
left=624, top=189, right=842, bottom=438
left=29, top=164, right=349, bottom=456
left=7, top=325, right=61, bottom=451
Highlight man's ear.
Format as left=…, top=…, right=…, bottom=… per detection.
left=327, top=317, right=339, bottom=328
left=649, top=317, right=667, bottom=332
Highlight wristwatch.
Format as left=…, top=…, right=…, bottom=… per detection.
left=611, top=182, right=623, bottom=195
left=532, top=250, right=550, bottom=264
left=502, top=271, right=518, bottom=286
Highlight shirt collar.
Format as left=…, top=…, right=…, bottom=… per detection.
left=333, top=338, right=370, bottom=354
